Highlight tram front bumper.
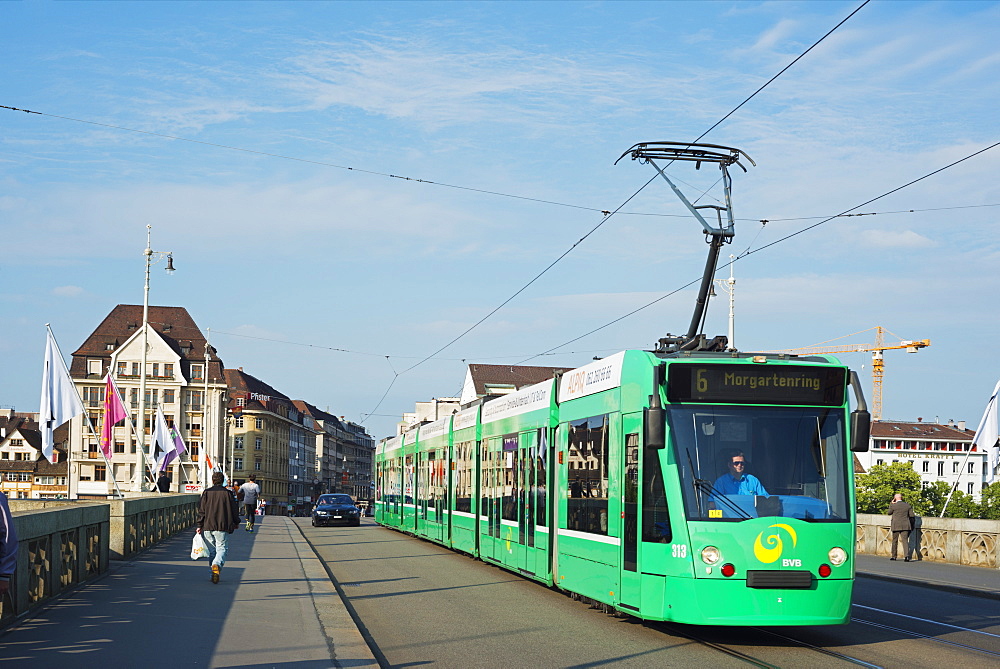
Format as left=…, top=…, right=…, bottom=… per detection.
left=649, top=574, right=853, bottom=626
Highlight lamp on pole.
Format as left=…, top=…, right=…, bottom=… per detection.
left=133, top=225, right=175, bottom=492
left=712, top=254, right=737, bottom=351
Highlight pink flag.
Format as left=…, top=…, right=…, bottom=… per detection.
left=100, top=373, right=127, bottom=460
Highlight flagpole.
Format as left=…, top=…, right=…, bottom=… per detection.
left=43, top=325, right=126, bottom=498
left=203, top=331, right=210, bottom=491
left=111, top=370, right=161, bottom=495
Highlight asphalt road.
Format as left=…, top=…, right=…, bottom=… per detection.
left=297, top=518, right=1000, bottom=668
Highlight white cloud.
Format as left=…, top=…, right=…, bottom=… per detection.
left=51, top=285, right=84, bottom=297
left=858, top=229, right=935, bottom=249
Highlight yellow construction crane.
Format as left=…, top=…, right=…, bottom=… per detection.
left=768, top=326, right=930, bottom=421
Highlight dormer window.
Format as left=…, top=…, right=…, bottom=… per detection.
left=191, top=364, right=204, bottom=381
left=105, top=342, right=115, bottom=351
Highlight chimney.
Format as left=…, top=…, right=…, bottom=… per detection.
left=958, top=420, right=966, bottom=431
left=917, top=417, right=922, bottom=422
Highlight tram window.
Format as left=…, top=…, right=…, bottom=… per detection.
left=671, top=406, right=849, bottom=522
left=455, top=440, right=474, bottom=513
left=641, top=435, right=671, bottom=543
left=535, top=429, right=547, bottom=527
left=566, top=415, right=610, bottom=536
left=502, top=434, right=519, bottom=522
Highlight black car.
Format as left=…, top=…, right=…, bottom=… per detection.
left=311, top=494, right=362, bottom=527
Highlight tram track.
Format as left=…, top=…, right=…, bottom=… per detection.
left=851, top=604, right=1000, bottom=660
left=655, top=621, right=884, bottom=668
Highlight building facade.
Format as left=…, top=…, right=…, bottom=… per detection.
left=0, top=413, right=68, bottom=499
left=859, top=419, right=987, bottom=498
left=225, top=368, right=303, bottom=515
left=68, top=305, right=228, bottom=496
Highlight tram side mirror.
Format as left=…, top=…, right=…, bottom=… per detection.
left=645, top=405, right=665, bottom=450
left=850, top=409, right=870, bottom=452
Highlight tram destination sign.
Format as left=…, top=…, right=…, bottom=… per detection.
left=667, top=364, right=846, bottom=406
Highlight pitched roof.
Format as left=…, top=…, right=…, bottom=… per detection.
left=70, top=304, right=225, bottom=382
left=292, top=400, right=346, bottom=430
left=871, top=420, right=974, bottom=440
left=225, top=368, right=292, bottom=411
left=465, top=363, right=574, bottom=396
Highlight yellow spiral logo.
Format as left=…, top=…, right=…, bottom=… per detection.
left=753, top=523, right=798, bottom=563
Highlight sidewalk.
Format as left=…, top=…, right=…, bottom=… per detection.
left=0, top=515, right=378, bottom=668
left=855, top=553, right=1000, bottom=600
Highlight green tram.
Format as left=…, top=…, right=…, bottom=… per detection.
left=375, top=349, right=870, bottom=626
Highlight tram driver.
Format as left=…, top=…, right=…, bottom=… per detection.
left=713, top=450, right=768, bottom=497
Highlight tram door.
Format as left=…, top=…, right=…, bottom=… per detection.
left=499, top=434, right=530, bottom=574
left=619, top=415, right=643, bottom=611
left=479, top=442, right=500, bottom=562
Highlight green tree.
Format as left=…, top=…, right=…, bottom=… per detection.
left=978, top=482, right=1000, bottom=520
left=920, top=481, right=980, bottom=518
left=855, top=462, right=921, bottom=513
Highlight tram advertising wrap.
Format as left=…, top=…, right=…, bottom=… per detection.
left=375, top=350, right=868, bottom=627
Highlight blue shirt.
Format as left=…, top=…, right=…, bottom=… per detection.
left=712, top=472, right=768, bottom=497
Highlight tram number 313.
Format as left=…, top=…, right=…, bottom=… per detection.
left=671, top=544, right=688, bottom=559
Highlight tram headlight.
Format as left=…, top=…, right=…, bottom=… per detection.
left=828, top=547, right=848, bottom=566
left=700, top=546, right=721, bottom=565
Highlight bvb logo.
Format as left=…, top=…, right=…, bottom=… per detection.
left=753, top=523, right=797, bottom=563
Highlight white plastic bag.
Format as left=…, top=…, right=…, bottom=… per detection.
left=191, top=531, right=208, bottom=560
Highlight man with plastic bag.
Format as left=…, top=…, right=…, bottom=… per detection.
left=196, top=471, right=240, bottom=583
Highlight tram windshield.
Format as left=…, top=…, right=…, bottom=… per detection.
left=668, top=405, right=849, bottom=522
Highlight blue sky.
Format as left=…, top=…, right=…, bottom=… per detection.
left=3, top=1, right=999, bottom=440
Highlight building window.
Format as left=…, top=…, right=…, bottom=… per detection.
left=186, top=390, right=204, bottom=410
left=922, top=461, right=929, bottom=472
left=969, top=462, right=975, bottom=474
left=191, top=364, right=204, bottom=381
left=88, top=359, right=102, bottom=375
left=189, top=442, right=200, bottom=461
left=164, top=363, right=174, bottom=379
left=151, top=363, right=159, bottom=378
left=114, top=441, right=125, bottom=454
left=953, top=461, right=959, bottom=473
left=95, top=465, right=107, bottom=481
left=938, top=461, right=944, bottom=476
left=236, top=398, right=246, bottom=408
left=234, top=457, right=244, bottom=470
left=254, top=460, right=262, bottom=471
left=131, top=362, right=140, bottom=377
left=162, top=389, right=175, bottom=404
left=255, top=437, right=262, bottom=450
left=968, top=483, right=974, bottom=494
left=876, top=459, right=884, bottom=466
left=256, top=418, right=264, bottom=430
left=235, top=436, right=244, bottom=449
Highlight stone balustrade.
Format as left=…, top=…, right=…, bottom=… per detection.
left=1, top=494, right=199, bottom=628
left=856, top=512, right=999, bottom=568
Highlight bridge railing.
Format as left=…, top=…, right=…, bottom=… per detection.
left=1, top=494, right=199, bottom=628
left=856, top=513, right=999, bottom=568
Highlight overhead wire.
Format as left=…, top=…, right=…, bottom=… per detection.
left=521, top=138, right=1000, bottom=362
left=362, top=0, right=872, bottom=419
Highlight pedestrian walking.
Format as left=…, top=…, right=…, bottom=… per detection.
left=238, top=474, right=262, bottom=532
left=887, top=492, right=915, bottom=561
left=197, top=471, right=240, bottom=583
left=0, top=491, right=18, bottom=598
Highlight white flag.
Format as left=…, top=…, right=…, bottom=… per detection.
left=152, top=406, right=173, bottom=473
left=974, top=379, right=1000, bottom=484
left=39, top=327, right=85, bottom=464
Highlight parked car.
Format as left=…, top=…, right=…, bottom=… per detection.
left=311, top=494, right=362, bottom=527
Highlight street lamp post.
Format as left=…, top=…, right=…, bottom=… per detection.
left=713, top=254, right=737, bottom=351
left=133, top=225, right=175, bottom=492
